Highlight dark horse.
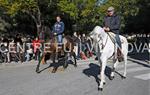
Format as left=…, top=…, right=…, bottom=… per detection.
left=36, top=34, right=77, bottom=73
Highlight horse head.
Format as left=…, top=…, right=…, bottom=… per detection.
left=89, top=26, right=108, bottom=52
left=89, top=26, right=106, bottom=43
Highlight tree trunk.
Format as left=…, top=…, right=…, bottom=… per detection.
left=36, top=7, right=42, bottom=37
left=28, top=6, right=42, bottom=37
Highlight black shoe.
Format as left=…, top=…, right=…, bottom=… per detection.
left=118, top=56, right=124, bottom=62
left=117, top=48, right=124, bottom=62
left=95, top=57, right=98, bottom=60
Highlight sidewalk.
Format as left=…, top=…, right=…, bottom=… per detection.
left=0, top=60, right=37, bottom=69
left=0, top=57, right=97, bottom=69
left=1, top=56, right=149, bottom=70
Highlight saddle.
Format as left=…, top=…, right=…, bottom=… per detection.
left=107, top=32, right=124, bottom=43
left=107, top=32, right=124, bottom=62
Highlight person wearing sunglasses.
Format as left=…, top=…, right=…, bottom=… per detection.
left=103, top=6, right=123, bottom=60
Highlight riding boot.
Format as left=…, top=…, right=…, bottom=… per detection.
left=58, top=44, right=63, bottom=49
left=95, top=57, right=98, bottom=60
left=117, top=48, right=124, bottom=62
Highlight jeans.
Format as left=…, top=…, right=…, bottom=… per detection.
left=115, top=34, right=122, bottom=48
left=35, top=49, right=40, bottom=60
left=25, top=53, right=30, bottom=61
left=57, top=35, right=63, bottom=44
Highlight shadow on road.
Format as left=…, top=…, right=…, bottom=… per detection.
left=36, top=58, right=65, bottom=74
left=82, top=63, right=112, bottom=87
left=36, top=57, right=76, bottom=74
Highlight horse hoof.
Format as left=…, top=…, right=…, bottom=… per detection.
left=103, top=82, right=106, bottom=85
left=63, top=65, right=68, bottom=69
left=52, top=69, right=56, bottom=73
left=110, top=76, right=115, bottom=80
left=52, top=71, right=56, bottom=73
left=121, top=76, right=126, bottom=79
left=98, top=87, right=103, bottom=91
left=36, top=71, right=40, bottom=74
left=36, top=69, right=39, bottom=73
left=74, top=65, right=77, bottom=68
left=63, top=67, right=67, bottom=70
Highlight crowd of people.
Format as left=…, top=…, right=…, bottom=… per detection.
left=0, top=6, right=124, bottom=64
left=0, top=34, right=41, bottom=63
left=0, top=32, right=94, bottom=64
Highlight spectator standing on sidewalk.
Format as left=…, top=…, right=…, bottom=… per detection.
left=32, top=37, right=41, bottom=61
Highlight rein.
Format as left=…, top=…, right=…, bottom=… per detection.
left=98, top=34, right=108, bottom=50
left=97, top=33, right=116, bottom=60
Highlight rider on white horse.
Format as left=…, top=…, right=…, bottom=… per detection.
left=89, top=7, right=128, bottom=91
left=103, top=6, right=123, bottom=61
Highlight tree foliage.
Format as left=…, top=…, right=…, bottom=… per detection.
left=0, top=0, right=149, bottom=35
left=57, top=0, right=142, bottom=33
left=0, top=0, right=38, bottom=16
left=0, top=17, right=10, bottom=33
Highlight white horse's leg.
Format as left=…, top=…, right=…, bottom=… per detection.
left=122, top=38, right=128, bottom=78
left=110, top=60, right=119, bottom=80
left=110, top=42, right=118, bottom=80
left=98, top=56, right=106, bottom=84
left=123, top=54, right=127, bottom=78
left=99, top=57, right=107, bottom=91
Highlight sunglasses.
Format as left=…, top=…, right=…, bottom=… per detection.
left=107, top=10, right=113, bottom=12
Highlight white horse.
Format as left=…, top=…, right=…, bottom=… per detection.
left=90, top=26, right=128, bottom=91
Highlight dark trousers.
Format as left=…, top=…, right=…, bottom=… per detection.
left=35, top=49, right=40, bottom=60
left=115, top=34, right=122, bottom=48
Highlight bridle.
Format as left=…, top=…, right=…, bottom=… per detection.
left=89, top=32, right=108, bottom=50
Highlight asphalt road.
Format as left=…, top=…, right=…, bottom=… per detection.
left=0, top=57, right=149, bottom=95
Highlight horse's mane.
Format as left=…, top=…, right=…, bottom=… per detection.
left=93, top=26, right=106, bottom=37
left=94, top=26, right=105, bottom=33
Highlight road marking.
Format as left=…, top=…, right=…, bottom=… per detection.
left=0, top=63, right=37, bottom=69
left=134, top=73, right=150, bottom=80
left=118, top=66, right=150, bottom=73
left=116, top=63, right=138, bottom=69
left=128, top=57, right=150, bottom=65
left=77, top=59, right=140, bottom=70
left=77, top=60, right=98, bottom=65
